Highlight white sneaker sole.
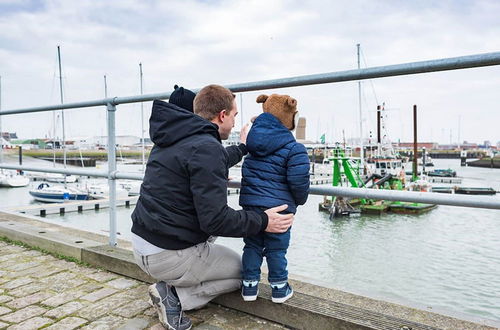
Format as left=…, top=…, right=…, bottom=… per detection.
left=242, top=294, right=258, bottom=301
left=271, top=290, right=293, bottom=303
left=242, top=289, right=259, bottom=301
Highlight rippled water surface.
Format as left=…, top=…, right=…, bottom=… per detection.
left=1, top=159, right=499, bottom=322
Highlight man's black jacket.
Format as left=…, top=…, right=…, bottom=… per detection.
left=131, top=100, right=268, bottom=250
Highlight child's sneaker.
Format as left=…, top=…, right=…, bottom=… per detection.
left=271, top=282, right=293, bottom=303
left=241, top=280, right=259, bottom=301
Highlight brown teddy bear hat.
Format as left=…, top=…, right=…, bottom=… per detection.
left=256, top=94, right=298, bottom=130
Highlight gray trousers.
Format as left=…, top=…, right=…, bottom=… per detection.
left=133, top=241, right=242, bottom=310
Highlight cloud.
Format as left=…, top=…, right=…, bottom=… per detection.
left=0, top=0, right=499, bottom=144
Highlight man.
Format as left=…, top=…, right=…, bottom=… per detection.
left=131, top=84, right=294, bottom=330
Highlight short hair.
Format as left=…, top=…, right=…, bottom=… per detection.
left=194, top=84, right=235, bottom=120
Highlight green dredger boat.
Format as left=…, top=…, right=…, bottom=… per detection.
left=319, top=146, right=436, bottom=218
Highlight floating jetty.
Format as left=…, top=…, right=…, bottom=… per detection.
left=388, top=202, right=437, bottom=214
left=455, top=187, right=497, bottom=195
left=431, top=186, right=497, bottom=195
left=428, top=177, right=462, bottom=184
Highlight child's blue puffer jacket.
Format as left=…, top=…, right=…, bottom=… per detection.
left=239, top=113, right=310, bottom=214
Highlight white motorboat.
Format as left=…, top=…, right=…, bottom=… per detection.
left=0, top=170, right=30, bottom=187
left=29, top=183, right=89, bottom=203
left=119, top=180, right=142, bottom=196
left=44, top=173, right=78, bottom=183
left=87, top=183, right=129, bottom=200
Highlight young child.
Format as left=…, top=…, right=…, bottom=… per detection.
left=239, top=94, right=310, bottom=303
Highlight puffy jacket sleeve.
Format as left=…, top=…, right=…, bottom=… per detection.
left=225, top=143, right=248, bottom=168
left=188, top=142, right=268, bottom=237
left=286, top=143, right=310, bottom=205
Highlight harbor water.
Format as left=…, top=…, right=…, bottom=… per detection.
left=1, top=158, right=499, bottom=322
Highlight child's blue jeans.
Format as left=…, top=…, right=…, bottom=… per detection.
left=242, top=227, right=291, bottom=283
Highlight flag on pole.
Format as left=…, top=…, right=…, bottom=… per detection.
left=320, top=133, right=325, bottom=144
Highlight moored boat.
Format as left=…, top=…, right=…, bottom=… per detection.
left=0, top=170, right=30, bottom=187
left=29, top=183, right=88, bottom=203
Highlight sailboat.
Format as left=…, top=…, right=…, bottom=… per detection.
left=0, top=77, right=30, bottom=187
left=29, top=46, right=87, bottom=202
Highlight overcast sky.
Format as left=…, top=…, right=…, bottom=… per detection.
left=0, top=0, right=499, bottom=144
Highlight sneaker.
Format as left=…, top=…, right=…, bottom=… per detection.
left=241, top=281, right=259, bottom=301
left=148, top=282, right=192, bottom=330
left=271, top=282, right=293, bottom=303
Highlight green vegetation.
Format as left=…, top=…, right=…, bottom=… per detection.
left=0, top=236, right=94, bottom=267
left=9, top=149, right=150, bottom=159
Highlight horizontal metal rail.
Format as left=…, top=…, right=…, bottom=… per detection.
left=1, top=51, right=500, bottom=115
left=2, top=164, right=499, bottom=210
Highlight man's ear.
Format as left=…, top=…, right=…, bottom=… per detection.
left=218, top=110, right=226, bottom=122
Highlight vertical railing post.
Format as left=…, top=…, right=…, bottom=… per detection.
left=107, top=101, right=117, bottom=246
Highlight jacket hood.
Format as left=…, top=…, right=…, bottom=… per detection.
left=246, top=113, right=295, bottom=157
left=149, top=99, right=220, bottom=147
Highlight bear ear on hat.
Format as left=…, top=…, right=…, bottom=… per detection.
left=256, top=94, right=268, bottom=103
left=287, top=97, right=297, bottom=108
left=173, top=84, right=179, bottom=90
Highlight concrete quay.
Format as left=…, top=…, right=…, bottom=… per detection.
left=0, top=210, right=499, bottom=330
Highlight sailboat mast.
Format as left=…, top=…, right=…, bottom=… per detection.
left=0, top=76, right=3, bottom=165
left=139, top=63, right=145, bottom=172
left=57, top=46, right=67, bottom=172
left=357, top=44, right=364, bottom=171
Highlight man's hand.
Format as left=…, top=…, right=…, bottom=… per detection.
left=264, top=204, right=294, bottom=233
left=240, top=122, right=250, bottom=144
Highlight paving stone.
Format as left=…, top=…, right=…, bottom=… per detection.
left=47, top=277, right=86, bottom=293
left=0, top=271, right=5, bottom=277
left=85, top=271, right=118, bottom=282
left=0, top=254, right=19, bottom=263
left=77, top=283, right=103, bottom=294
left=193, top=324, right=224, bottom=330
left=77, top=291, right=133, bottom=321
left=115, top=286, right=148, bottom=301
left=79, top=315, right=126, bottom=330
left=142, top=307, right=157, bottom=317
left=0, top=278, right=32, bottom=290
left=0, top=295, right=13, bottom=303
left=80, top=287, right=118, bottom=302
left=68, top=266, right=97, bottom=276
left=40, top=271, right=77, bottom=284
left=44, top=316, right=88, bottom=330
left=8, top=265, right=48, bottom=278
left=5, top=261, right=40, bottom=272
left=0, top=259, right=20, bottom=269
left=107, top=278, right=139, bottom=290
left=0, top=289, right=3, bottom=294
left=6, top=291, right=53, bottom=309
left=0, top=321, right=7, bottom=329
left=9, top=282, right=42, bottom=297
left=113, top=299, right=151, bottom=318
left=45, top=301, right=86, bottom=319
left=41, top=291, right=85, bottom=307
left=149, top=324, right=164, bottom=330
left=116, top=317, right=150, bottom=330
left=0, top=306, right=12, bottom=316
left=6, top=316, right=52, bottom=330
left=19, top=250, right=43, bottom=257
left=50, top=259, right=80, bottom=270
left=30, top=267, right=63, bottom=279
left=0, top=305, right=47, bottom=323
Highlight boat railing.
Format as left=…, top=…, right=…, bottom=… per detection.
left=1, top=51, right=500, bottom=246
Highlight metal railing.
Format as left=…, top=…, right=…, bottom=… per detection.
left=1, top=51, right=500, bottom=246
